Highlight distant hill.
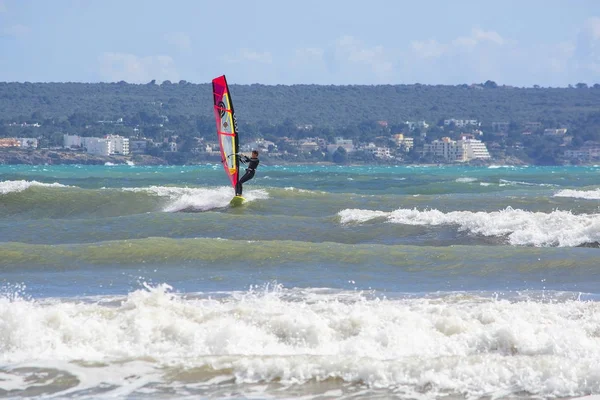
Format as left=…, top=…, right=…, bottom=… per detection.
left=1, top=81, right=599, bottom=128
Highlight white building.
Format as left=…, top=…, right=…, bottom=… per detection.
left=406, top=120, right=429, bottom=130
left=84, top=138, right=111, bottom=156
left=243, top=138, right=277, bottom=153
left=18, top=138, right=38, bottom=148
left=393, top=134, right=414, bottom=152
left=400, top=137, right=414, bottom=152
left=423, top=137, right=490, bottom=162
left=78, top=134, right=129, bottom=156
left=298, top=139, right=320, bottom=152
left=459, top=138, right=491, bottom=160
left=363, top=144, right=393, bottom=159
left=205, top=143, right=221, bottom=156
left=543, top=128, right=568, bottom=137
left=326, top=137, right=355, bottom=153
left=64, top=134, right=82, bottom=148
left=444, top=119, right=480, bottom=128
left=423, top=137, right=466, bottom=161
left=106, top=135, right=129, bottom=155
left=564, top=143, right=600, bottom=160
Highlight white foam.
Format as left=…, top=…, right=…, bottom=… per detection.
left=339, top=209, right=389, bottom=224
left=1, top=285, right=600, bottom=398
left=555, top=189, right=600, bottom=200
left=456, top=177, right=477, bottom=183
left=0, top=180, right=69, bottom=195
left=499, top=179, right=557, bottom=187
left=124, top=186, right=270, bottom=212
left=488, top=165, right=528, bottom=169
left=284, top=187, right=325, bottom=194
left=338, top=206, right=600, bottom=247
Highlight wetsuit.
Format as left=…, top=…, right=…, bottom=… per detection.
left=235, top=155, right=259, bottom=196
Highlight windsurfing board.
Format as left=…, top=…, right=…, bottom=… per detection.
left=230, top=196, right=245, bottom=207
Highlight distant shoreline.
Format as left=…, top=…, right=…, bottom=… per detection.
left=0, top=149, right=164, bottom=166
left=0, top=148, right=585, bottom=167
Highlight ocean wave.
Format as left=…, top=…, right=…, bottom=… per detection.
left=499, top=179, right=558, bottom=187
left=277, top=187, right=329, bottom=199
left=338, top=206, right=600, bottom=247
left=0, top=185, right=161, bottom=218
left=455, top=177, right=477, bottom=183
left=123, top=186, right=270, bottom=212
left=488, top=165, right=527, bottom=169
left=555, top=188, right=600, bottom=200
left=2, top=238, right=597, bottom=271
left=0, top=183, right=271, bottom=216
left=0, top=180, right=70, bottom=195
left=0, top=283, right=599, bottom=399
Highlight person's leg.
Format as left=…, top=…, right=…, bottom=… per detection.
left=236, top=171, right=253, bottom=196
left=238, top=171, right=254, bottom=185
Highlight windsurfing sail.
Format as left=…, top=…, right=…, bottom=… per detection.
left=212, top=75, right=239, bottom=190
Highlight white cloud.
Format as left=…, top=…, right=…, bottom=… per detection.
left=584, top=17, right=600, bottom=40
left=224, top=48, right=273, bottom=64
left=233, top=18, right=596, bottom=86
left=292, top=47, right=324, bottom=66
left=451, top=36, right=477, bottom=49
left=547, top=41, right=576, bottom=73
left=332, top=35, right=394, bottom=79
left=163, top=32, right=191, bottom=52
left=412, top=28, right=504, bottom=59
left=572, top=17, right=600, bottom=75
left=98, top=52, right=179, bottom=83
left=286, top=47, right=328, bottom=83
left=403, top=27, right=514, bottom=85
left=241, top=48, right=272, bottom=63
left=472, top=28, right=504, bottom=45
left=411, top=39, right=447, bottom=58
left=403, top=20, right=600, bottom=87
left=452, top=28, right=504, bottom=51
left=2, top=24, right=30, bottom=38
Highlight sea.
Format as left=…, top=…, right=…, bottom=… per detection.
left=1, top=163, right=600, bottom=400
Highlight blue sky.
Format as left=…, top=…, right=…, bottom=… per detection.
left=0, top=0, right=599, bottom=86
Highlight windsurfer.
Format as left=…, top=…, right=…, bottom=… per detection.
left=235, top=150, right=259, bottom=196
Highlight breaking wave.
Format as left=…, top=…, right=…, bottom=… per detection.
left=338, top=206, right=600, bottom=247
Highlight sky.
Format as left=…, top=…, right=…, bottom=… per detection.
left=0, top=0, right=599, bottom=87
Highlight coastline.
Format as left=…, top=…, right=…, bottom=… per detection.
left=0, top=149, right=165, bottom=166
left=0, top=148, right=559, bottom=167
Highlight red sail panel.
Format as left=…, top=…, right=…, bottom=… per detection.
left=212, top=75, right=239, bottom=189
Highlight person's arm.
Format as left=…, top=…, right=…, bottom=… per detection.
left=236, top=153, right=250, bottom=162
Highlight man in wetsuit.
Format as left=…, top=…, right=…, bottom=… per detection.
left=235, top=150, right=259, bottom=196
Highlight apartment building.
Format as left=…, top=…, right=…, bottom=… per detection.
left=423, top=137, right=490, bottom=162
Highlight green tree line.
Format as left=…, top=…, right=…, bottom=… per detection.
left=2, top=81, right=600, bottom=128
left=2, top=81, right=600, bottom=165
